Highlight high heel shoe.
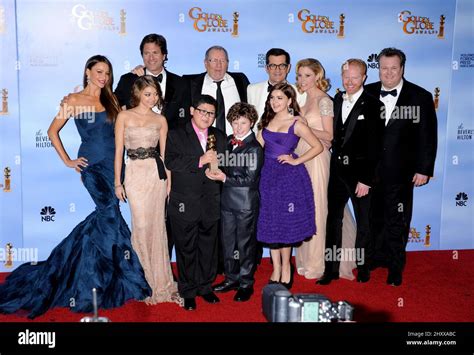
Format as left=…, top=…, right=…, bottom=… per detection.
left=280, top=263, right=294, bottom=290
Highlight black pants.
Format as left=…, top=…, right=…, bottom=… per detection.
left=170, top=216, right=219, bottom=298
left=371, top=181, right=414, bottom=273
left=325, top=168, right=373, bottom=275
left=220, top=208, right=258, bottom=288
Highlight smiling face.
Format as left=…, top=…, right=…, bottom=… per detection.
left=231, top=116, right=252, bottom=138
left=139, top=86, right=159, bottom=109
left=266, top=55, right=290, bottom=84
left=342, top=63, right=366, bottom=95
left=269, top=89, right=291, bottom=114
left=191, top=103, right=216, bottom=130
left=204, top=49, right=229, bottom=81
left=379, top=55, right=404, bottom=90
left=142, top=42, right=165, bottom=75
left=86, top=62, right=110, bottom=89
left=297, top=65, right=318, bottom=93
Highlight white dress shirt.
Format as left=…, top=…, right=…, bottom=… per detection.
left=341, top=87, right=364, bottom=124
left=201, top=73, right=241, bottom=135
left=380, top=79, right=404, bottom=126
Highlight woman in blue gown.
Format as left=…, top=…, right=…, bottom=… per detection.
left=0, top=55, right=151, bottom=319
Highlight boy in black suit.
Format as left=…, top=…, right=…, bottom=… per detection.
left=165, top=95, right=226, bottom=310
left=206, top=103, right=263, bottom=302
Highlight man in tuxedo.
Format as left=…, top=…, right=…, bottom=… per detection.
left=317, top=59, right=384, bottom=285
left=182, top=45, right=250, bottom=136
left=115, top=33, right=187, bottom=129
left=247, top=48, right=306, bottom=124
left=165, top=95, right=226, bottom=310
left=365, top=48, right=437, bottom=286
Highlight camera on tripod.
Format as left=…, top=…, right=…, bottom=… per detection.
left=262, top=284, right=354, bottom=322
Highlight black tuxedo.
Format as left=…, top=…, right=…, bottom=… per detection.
left=165, top=121, right=226, bottom=298
left=115, top=70, right=187, bottom=129
left=365, top=80, right=437, bottom=274
left=324, top=90, right=384, bottom=276
left=220, top=133, right=263, bottom=288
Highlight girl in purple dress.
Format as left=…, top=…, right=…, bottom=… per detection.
left=256, top=82, right=323, bottom=289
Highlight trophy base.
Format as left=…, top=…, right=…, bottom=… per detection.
left=80, top=316, right=111, bottom=322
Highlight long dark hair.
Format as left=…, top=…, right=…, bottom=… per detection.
left=258, top=82, right=301, bottom=130
left=83, top=55, right=121, bottom=123
left=130, top=75, right=164, bottom=111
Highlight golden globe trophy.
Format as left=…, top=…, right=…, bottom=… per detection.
left=232, top=12, right=239, bottom=37
left=3, top=167, right=11, bottom=192
left=337, top=14, right=345, bottom=38
left=434, top=87, right=440, bottom=110
left=4, top=243, right=13, bottom=268
left=0, top=88, right=8, bottom=115
left=438, top=15, right=445, bottom=39
left=206, top=134, right=218, bottom=173
left=424, top=225, right=431, bottom=247
left=119, top=9, right=127, bottom=36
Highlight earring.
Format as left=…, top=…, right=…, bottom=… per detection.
left=288, top=106, right=294, bottom=116
left=87, top=77, right=91, bottom=84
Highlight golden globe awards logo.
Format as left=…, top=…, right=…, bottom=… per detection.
left=71, top=4, right=127, bottom=35
left=297, top=9, right=345, bottom=37
left=398, top=10, right=445, bottom=38
left=188, top=7, right=239, bottom=36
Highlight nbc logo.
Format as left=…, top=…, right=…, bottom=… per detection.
left=40, top=206, right=56, bottom=222
left=455, top=192, right=468, bottom=207
left=367, top=53, right=379, bottom=69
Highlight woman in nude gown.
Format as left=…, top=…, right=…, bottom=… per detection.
left=294, top=59, right=357, bottom=280
left=114, top=76, right=181, bottom=305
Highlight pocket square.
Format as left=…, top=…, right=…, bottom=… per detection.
left=357, top=115, right=365, bottom=120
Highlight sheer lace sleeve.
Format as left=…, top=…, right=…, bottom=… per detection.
left=319, top=97, right=334, bottom=117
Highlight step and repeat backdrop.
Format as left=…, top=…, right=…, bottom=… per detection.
left=0, top=0, right=472, bottom=271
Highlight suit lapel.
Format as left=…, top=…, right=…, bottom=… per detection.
left=186, top=121, right=205, bottom=154
left=229, top=72, right=246, bottom=101
left=164, top=70, right=175, bottom=105
left=333, top=94, right=343, bottom=134
left=386, top=82, right=409, bottom=128
left=342, top=92, right=365, bottom=147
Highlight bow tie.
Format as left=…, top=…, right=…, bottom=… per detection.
left=342, top=93, right=354, bottom=103
left=380, top=89, right=397, bottom=97
left=230, top=138, right=244, bottom=147
left=156, top=73, right=163, bottom=83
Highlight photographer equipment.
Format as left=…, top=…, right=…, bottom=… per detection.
left=262, top=283, right=354, bottom=322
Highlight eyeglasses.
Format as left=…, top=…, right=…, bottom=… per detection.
left=267, top=63, right=289, bottom=70
left=195, top=107, right=216, bottom=118
left=207, top=59, right=228, bottom=65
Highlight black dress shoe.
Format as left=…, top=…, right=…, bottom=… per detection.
left=200, top=292, right=220, bottom=303
left=212, top=280, right=239, bottom=293
left=316, top=273, right=339, bottom=285
left=387, top=270, right=402, bottom=286
left=183, top=297, right=196, bottom=311
left=234, top=287, right=254, bottom=302
left=357, top=268, right=370, bottom=283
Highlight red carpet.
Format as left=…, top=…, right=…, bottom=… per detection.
left=0, top=249, right=473, bottom=322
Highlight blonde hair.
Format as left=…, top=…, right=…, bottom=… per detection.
left=296, top=58, right=330, bottom=92
left=341, top=58, right=367, bottom=75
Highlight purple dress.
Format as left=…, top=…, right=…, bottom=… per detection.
left=257, top=120, right=316, bottom=246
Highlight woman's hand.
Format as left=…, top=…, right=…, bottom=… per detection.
left=131, top=65, right=145, bottom=76
left=115, top=185, right=127, bottom=202
left=277, top=154, right=299, bottom=166
left=66, top=157, right=88, bottom=173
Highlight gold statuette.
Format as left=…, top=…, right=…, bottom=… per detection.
left=438, top=15, right=445, bottom=39
left=0, top=88, right=8, bottom=115
left=434, top=87, right=440, bottom=110
left=3, top=167, right=11, bottom=192
left=119, top=9, right=127, bottom=36
left=337, top=13, right=345, bottom=38
left=232, top=12, right=239, bottom=37
left=424, top=225, right=431, bottom=247
left=206, top=134, right=218, bottom=173
left=4, top=243, right=13, bottom=268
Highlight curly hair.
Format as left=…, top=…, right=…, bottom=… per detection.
left=258, top=82, right=301, bottom=131
left=226, top=102, right=258, bottom=126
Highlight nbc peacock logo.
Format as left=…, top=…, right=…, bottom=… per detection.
left=455, top=192, right=468, bottom=207
left=367, top=53, right=379, bottom=69
left=40, top=206, right=56, bottom=222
